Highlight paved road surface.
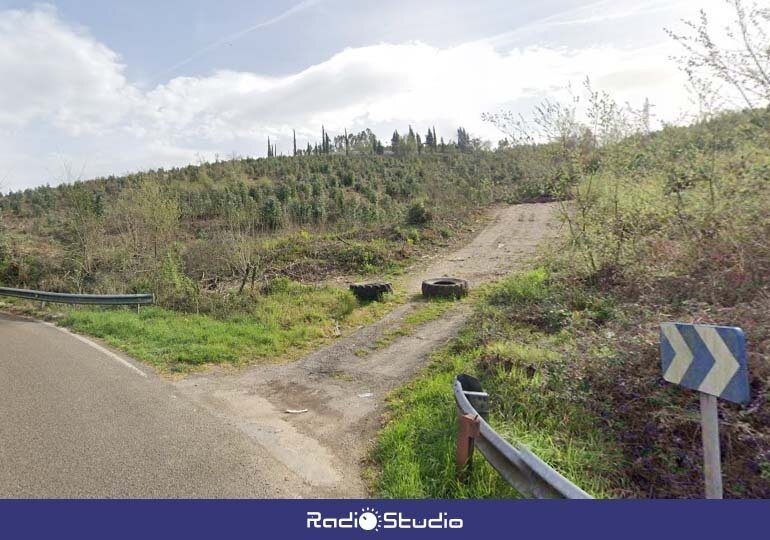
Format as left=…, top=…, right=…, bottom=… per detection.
left=0, top=314, right=291, bottom=498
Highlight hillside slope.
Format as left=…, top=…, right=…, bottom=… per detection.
left=0, top=149, right=547, bottom=300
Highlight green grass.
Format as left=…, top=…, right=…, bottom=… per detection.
left=403, top=297, right=461, bottom=326
left=373, top=347, right=520, bottom=498
left=372, top=270, right=624, bottom=498
left=60, top=279, right=396, bottom=372
left=369, top=297, right=461, bottom=352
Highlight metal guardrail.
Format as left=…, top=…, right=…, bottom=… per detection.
left=454, top=374, right=592, bottom=499
left=0, top=287, right=154, bottom=306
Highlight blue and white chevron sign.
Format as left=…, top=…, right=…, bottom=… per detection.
left=660, top=323, right=749, bottom=404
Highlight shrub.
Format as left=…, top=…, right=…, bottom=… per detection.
left=406, top=201, right=432, bottom=225
left=153, top=253, right=200, bottom=311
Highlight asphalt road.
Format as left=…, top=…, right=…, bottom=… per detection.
left=0, top=312, right=290, bottom=498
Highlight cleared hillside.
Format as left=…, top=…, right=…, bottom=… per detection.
left=0, top=147, right=548, bottom=300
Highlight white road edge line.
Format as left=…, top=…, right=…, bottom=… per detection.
left=41, top=322, right=148, bottom=378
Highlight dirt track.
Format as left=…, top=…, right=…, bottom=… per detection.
left=173, top=202, right=561, bottom=497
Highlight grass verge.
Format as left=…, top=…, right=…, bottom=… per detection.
left=57, top=279, right=399, bottom=372
left=372, top=269, right=625, bottom=498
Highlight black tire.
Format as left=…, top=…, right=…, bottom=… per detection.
left=421, top=277, right=469, bottom=299
left=350, top=282, right=393, bottom=301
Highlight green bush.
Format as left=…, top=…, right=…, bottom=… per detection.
left=406, top=201, right=432, bottom=225
left=153, top=253, right=200, bottom=311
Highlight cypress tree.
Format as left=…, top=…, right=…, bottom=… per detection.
left=457, top=127, right=470, bottom=151
left=406, top=125, right=416, bottom=154
left=391, top=130, right=400, bottom=154
left=425, top=128, right=434, bottom=149
left=293, top=130, right=297, bottom=156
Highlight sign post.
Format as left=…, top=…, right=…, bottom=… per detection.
left=660, top=323, right=749, bottom=499
left=699, top=393, right=722, bottom=498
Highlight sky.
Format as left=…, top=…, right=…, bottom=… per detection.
left=0, top=0, right=731, bottom=191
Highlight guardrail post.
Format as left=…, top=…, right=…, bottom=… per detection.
left=456, top=413, right=480, bottom=480
left=453, top=375, right=593, bottom=498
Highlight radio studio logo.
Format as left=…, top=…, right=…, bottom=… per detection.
left=306, top=506, right=463, bottom=531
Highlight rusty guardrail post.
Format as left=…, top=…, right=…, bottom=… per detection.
left=456, top=413, right=481, bottom=480
left=453, top=374, right=593, bottom=498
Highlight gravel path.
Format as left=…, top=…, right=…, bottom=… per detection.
left=173, top=202, right=561, bottom=497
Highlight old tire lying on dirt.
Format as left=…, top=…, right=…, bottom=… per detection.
left=350, top=282, right=393, bottom=301
left=421, top=277, right=469, bottom=299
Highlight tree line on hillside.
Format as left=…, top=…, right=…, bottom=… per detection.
left=0, top=122, right=539, bottom=233
left=266, top=125, right=486, bottom=157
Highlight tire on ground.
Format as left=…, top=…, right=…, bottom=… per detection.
left=349, top=282, right=393, bottom=301
left=421, top=277, right=469, bottom=299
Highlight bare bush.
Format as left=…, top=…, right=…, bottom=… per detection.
left=667, top=0, right=770, bottom=109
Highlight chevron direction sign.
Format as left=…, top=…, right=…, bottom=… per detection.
left=660, top=323, right=749, bottom=404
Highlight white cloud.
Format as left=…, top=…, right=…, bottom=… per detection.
left=0, top=5, right=702, bottom=191
left=138, top=40, right=692, bottom=142
left=0, top=6, right=138, bottom=134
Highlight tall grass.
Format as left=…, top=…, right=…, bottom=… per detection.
left=373, top=271, right=624, bottom=498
